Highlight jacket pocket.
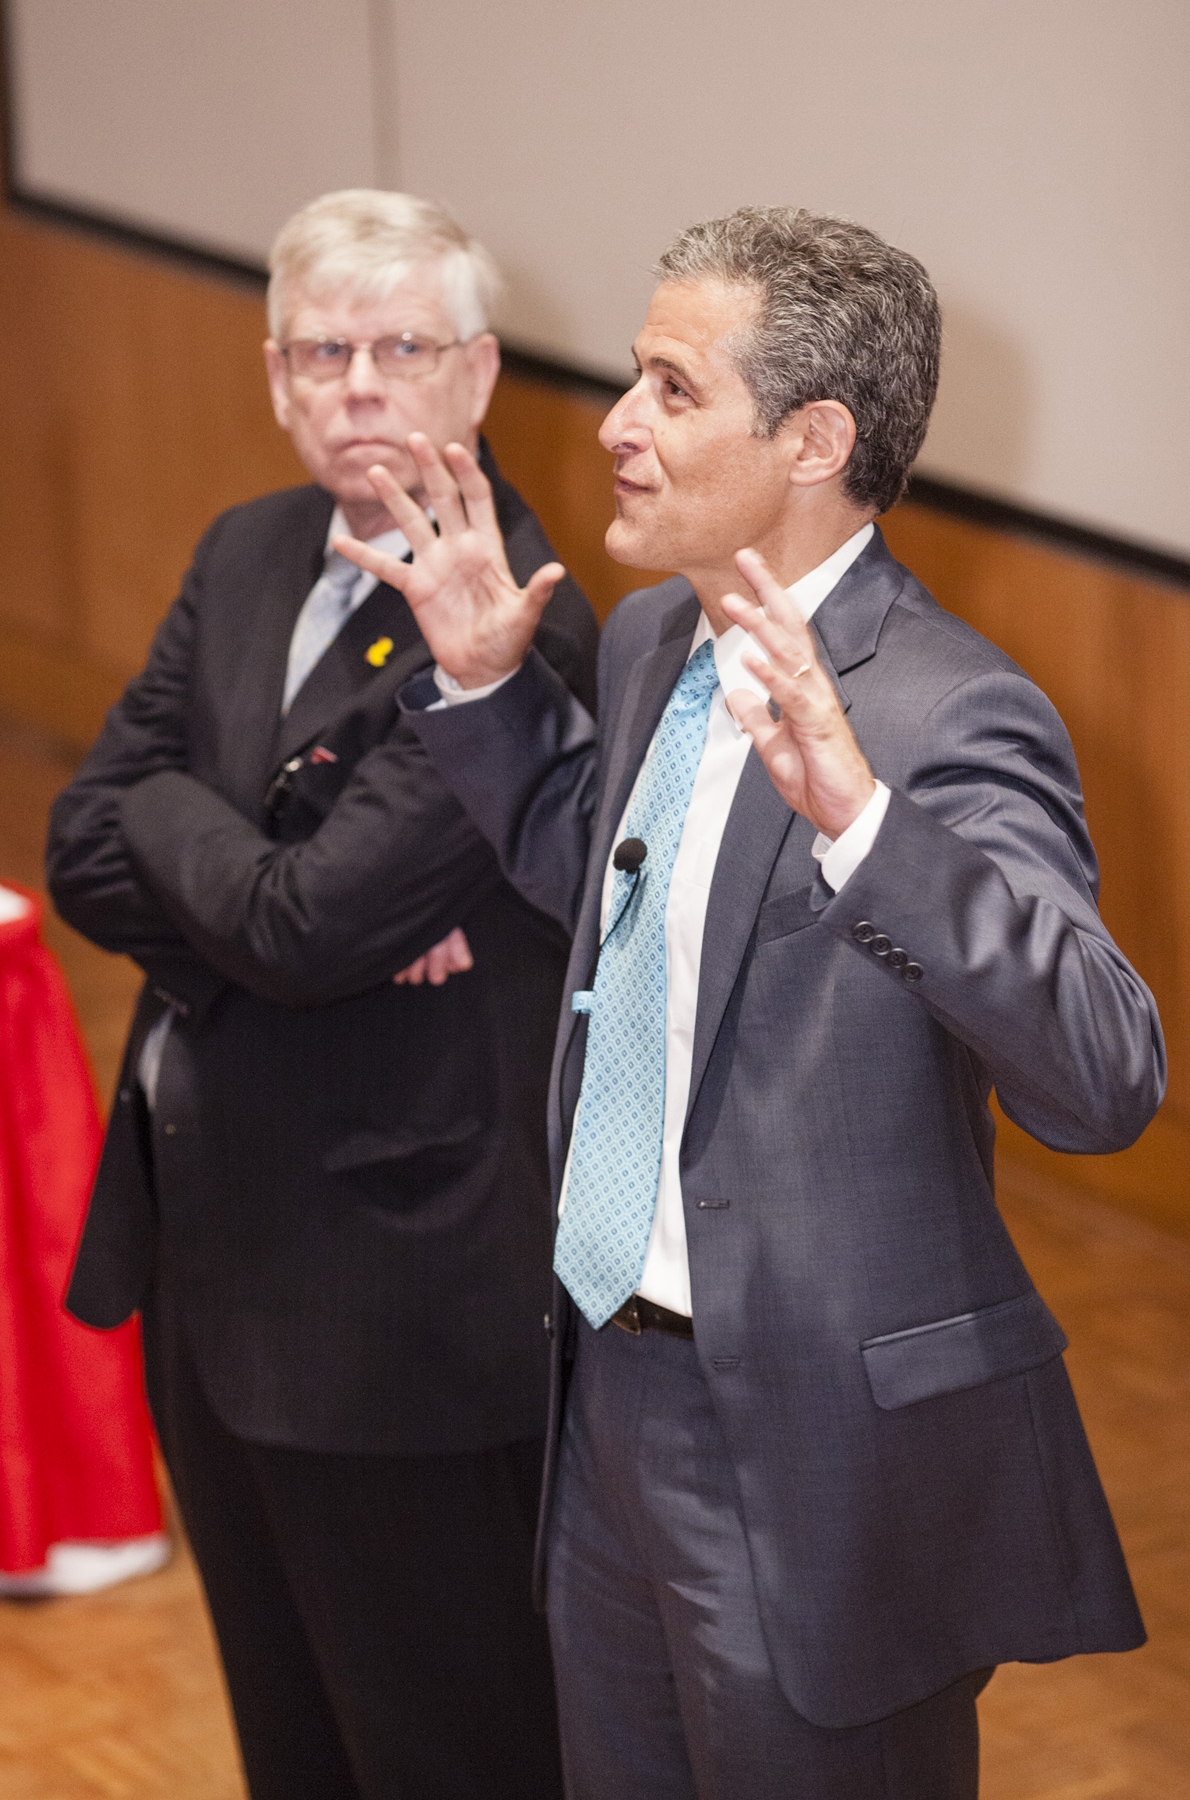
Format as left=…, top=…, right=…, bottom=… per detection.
left=756, top=883, right=819, bottom=945
left=323, top=1117, right=482, bottom=1174
left=861, top=1290, right=1068, bottom=1411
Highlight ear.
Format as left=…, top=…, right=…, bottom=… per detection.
left=263, top=340, right=292, bottom=431
left=463, top=332, right=502, bottom=430
left=784, top=400, right=857, bottom=490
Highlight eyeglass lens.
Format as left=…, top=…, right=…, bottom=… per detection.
left=283, top=336, right=456, bottom=382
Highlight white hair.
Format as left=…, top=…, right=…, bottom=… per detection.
left=267, top=189, right=501, bottom=341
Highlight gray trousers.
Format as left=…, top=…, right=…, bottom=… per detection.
left=546, top=1316, right=991, bottom=1800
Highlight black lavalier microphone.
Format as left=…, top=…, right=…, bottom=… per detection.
left=557, top=838, right=649, bottom=1153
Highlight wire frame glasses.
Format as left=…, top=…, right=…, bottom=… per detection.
left=280, top=332, right=464, bottom=383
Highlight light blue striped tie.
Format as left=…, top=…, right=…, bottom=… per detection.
left=554, top=638, right=719, bottom=1327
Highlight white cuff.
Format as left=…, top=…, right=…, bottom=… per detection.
left=427, top=664, right=521, bottom=710
left=811, top=781, right=891, bottom=892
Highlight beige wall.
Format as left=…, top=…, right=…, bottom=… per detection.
left=0, top=205, right=1185, bottom=1237
left=384, top=0, right=1190, bottom=558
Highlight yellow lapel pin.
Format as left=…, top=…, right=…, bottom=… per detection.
left=365, top=636, right=394, bottom=668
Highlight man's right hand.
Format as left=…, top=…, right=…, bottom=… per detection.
left=333, top=434, right=565, bottom=689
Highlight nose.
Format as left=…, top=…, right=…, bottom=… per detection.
left=599, top=375, right=649, bottom=453
left=344, top=344, right=386, bottom=398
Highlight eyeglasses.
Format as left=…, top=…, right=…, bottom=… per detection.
left=279, top=333, right=465, bottom=383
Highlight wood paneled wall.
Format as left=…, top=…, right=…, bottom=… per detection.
left=1, top=204, right=1185, bottom=1233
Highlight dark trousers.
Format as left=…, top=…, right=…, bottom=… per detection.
left=142, top=1290, right=563, bottom=1800
left=546, top=1316, right=992, bottom=1800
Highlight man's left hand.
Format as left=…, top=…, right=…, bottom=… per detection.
left=722, top=547, right=876, bottom=839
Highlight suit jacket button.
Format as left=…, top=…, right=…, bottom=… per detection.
left=852, top=921, right=876, bottom=944
left=887, top=947, right=908, bottom=970
left=903, top=962, right=924, bottom=983
left=870, top=934, right=892, bottom=957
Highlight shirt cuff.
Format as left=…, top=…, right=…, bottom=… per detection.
left=427, top=664, right=522, bottom=710
left=811, top=781, right=891, bottom=892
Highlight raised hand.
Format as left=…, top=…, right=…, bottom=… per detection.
left=393, top=926, right=474, bottom=987
left=722, top=547, right=876, bottom=839
left=333, top=434, right=564, bottom=688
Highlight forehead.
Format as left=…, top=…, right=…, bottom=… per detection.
left=283, top=264, right=451, bottom=339
left=635, top=278, right=759, bottom=378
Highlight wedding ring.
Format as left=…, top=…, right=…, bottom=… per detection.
left=792, top=662, right=812, bottom=677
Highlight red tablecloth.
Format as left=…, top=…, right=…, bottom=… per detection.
left=0, top=881, right=161, bottom=1573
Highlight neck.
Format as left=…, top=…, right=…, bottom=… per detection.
left=339, top=497, right=405, bottom=541
left=690, top=502, right=875, bottom=634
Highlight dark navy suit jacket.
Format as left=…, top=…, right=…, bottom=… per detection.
left=403, top=526, right=1164, bottom=1727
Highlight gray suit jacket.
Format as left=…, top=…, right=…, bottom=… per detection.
left=402, top=526, right=1164, bottom=1727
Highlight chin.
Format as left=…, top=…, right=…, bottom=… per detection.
left=605, top=516, right=668, bottom=571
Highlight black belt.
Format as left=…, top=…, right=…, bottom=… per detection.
left=609, top=1295, right=694, bottom=1339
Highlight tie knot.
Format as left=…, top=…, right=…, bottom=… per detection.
left=322, top=550, right=360, bottom=602
left=677, top=637, right=719, bottom=701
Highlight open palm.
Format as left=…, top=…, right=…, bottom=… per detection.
left=333, top=433, right=563, bottom=688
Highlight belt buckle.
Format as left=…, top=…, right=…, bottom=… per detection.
left=611, top=1295, right=643, bottom=1335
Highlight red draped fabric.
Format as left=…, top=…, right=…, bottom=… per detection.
left=0, top=881, right=161, bottom=1573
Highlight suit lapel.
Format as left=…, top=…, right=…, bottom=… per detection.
left=684, top=750, right=801, bottom=1123
left=683, top=526, right=905, bottom=1123
left=274, top=576, right=423, bottom=763
left=220, top=493, right=331, bottom=818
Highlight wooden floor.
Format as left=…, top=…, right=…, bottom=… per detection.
left=1, top=721, right=1188, bottom=1798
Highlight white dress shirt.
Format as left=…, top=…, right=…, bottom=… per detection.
left=136, top=508, right=411, bottom=1109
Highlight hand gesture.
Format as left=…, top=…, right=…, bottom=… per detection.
left=333, top=435, right=564, bottom=689
left=722, top=548, right=876, bottom=839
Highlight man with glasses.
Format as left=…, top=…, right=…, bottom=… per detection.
left=46, top=189, right=596, bottom=1800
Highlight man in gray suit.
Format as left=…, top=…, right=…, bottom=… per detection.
left=337, top=208, right=1164, bottom=1798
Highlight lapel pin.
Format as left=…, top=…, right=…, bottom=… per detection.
left=309, top=745, right=338, bottom=765
left=365, top=636, right=394, bottom=668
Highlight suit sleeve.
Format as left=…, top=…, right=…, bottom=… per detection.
left=45, top=518, right=229, bottom=1017
left=400, top=643, right=602, bottom=934
left=819, top=667, right=1165, bottom=1154
left=118, top=721, right=508, bottom=1007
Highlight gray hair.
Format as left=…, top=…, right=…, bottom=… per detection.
left=657, top=207, right=941, bottom=514
left=267, top=189, right=501, bottom=342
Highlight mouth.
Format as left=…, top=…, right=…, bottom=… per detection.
left=613, top=472, right=651, bottom=496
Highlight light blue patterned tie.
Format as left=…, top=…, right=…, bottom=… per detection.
left=282, top=550, right=362, bottom=713
left=555, top=638, right=720, bottom=1327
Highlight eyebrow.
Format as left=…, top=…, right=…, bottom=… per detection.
left=631, top=346, right=701, bottom=392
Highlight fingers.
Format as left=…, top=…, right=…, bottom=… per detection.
left=395, top=929, right=474, bottom=988
left=726, top=688, right=785, bottom=756
left=524, top=562, right=567, bottom=621
left=443, top=442, right=501, bottom=539
left=334, top=532, right=413, bottom=591
left=361, top=462, right=439, bottom=551
left=407, top=434, right=470, bottom=535
left=443, top=926, right=474, bottom=973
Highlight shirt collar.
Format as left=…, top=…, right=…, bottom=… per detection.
left=325, top=505, right=412, bottom=566
left=694, top=521, right=875, bottom=710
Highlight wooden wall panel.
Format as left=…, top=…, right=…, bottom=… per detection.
left=0, top=203, right=1185, bottom=1232
left=0, top=206, right=306, bottom=744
